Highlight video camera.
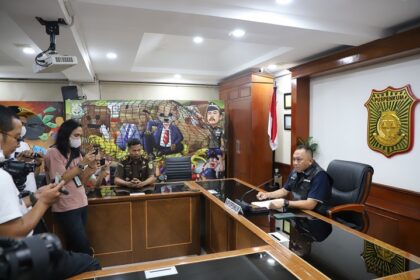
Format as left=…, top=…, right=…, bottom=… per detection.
left=0, top=159, right=36, bottom=192
left=0, top=233, right=62, bottom=280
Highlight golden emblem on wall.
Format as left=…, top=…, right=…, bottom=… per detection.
left=364, top=85, right=418, bottom=157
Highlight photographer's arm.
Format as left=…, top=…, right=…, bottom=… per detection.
left=0, top=182, right=64, bottom=237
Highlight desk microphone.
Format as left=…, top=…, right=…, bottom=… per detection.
left=234, top=187, right=269, bottom=214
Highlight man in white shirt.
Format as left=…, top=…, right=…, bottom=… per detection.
left=8, top=106, right=41, bottom=193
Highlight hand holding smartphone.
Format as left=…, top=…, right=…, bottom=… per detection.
left=54, top=173, right=69, bottom=195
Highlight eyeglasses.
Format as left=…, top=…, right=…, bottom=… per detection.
left=0, top=131, right=24, bottom=143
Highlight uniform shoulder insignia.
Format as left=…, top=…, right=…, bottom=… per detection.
left=119, top=157, right=130, bottom=164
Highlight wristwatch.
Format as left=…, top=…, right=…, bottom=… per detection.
left=29, top=192, right=38, bottom=207
left=77, top=163, right=86, bottom=171
left=283, top=199, right=289, bottom=208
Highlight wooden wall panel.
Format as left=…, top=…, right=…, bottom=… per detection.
left=146, top=197, right=192, bottom=248
left=133, top=196, right=200, bottom=262
left=251, top=83, right=274, bottom=185
left=228, top=97, right=252, bottom=183
left=232, top=221, right=266, bottom=250
left=220, top=72, right=274, bottom=186
left=366, top=210, right=400, bottom=245
left=87, top=202, right=132, bottom=255
left=291, top=77, right=310, bottom=159
left=206, top=201, right=229, bottom=253
left=290, top=27, right=420, bottom=79
left=366, top=182, right=420, bottom=256
left=366, top=183, right=420, bottom=220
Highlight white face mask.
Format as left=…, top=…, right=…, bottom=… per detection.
left=69, top=136, right=82, bottom=148
left=20, top=126, right=26, bottom=138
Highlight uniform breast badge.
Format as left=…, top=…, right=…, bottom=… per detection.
left=364, top=85, right=418, bottom=157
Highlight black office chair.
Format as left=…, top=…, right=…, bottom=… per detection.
left=326, top=160, right=374, bottom=232
left=165, top=156, right=192, bottom=182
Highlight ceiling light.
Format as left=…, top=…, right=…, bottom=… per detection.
left=276, top=0, right=293, bottom=5
left=193, top=36, right=203, bottom=44
left=267, top=64, right=277, bottom=71
left=22, top=47, right=35, bottom=55
left=106, top=52, right=117, bottom=59
left=174, top=74, right=182, bottom=79
left=229, top=29, right=245, bottom=38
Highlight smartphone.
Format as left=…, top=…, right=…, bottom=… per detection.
left=93, top=145, right=100, bottom=155
left=100, top=158, right=106, bottom=166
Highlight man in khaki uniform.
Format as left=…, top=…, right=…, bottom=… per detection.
left=114, top=138, right=156, bottom=188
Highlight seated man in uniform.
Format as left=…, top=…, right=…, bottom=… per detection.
left=114, top=138, right=156, bottom=189
left=256, top=145, right=331, bottom=213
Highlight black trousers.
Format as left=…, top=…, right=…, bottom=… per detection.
left=49, top=250, right=101, bottom=280
left=54, top=206, right=92, bottom=255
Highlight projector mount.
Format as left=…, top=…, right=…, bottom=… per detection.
left=34, top=17, right=67, bottom=66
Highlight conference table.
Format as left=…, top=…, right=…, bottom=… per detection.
left=66, top=179, right=420, bottom=280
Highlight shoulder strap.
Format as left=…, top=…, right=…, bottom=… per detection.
left=65, top=151, right=76, bottom=169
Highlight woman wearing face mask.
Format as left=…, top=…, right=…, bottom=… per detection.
left=44, top=119, right=97, bottom=255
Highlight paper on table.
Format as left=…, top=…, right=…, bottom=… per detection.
left=130, top=192, right=145, bottom=196
left=251, top=200, right=273, bottom=208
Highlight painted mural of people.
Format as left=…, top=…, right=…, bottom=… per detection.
left=145, top=112, right=184, bottom=158
left=205, top=103, right=225, bottom=177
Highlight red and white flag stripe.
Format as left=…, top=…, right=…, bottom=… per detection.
left=268, top=86, right=278, bottom=150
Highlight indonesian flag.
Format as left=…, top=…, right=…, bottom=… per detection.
left=268, top=86, right=278, bottom=150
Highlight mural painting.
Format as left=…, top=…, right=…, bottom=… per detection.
left=65, top=99, right=226, bottom=181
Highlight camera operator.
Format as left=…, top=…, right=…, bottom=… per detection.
left=0, top=105, right=101, bottom=279
left=8, top=106, right=40, bottom=193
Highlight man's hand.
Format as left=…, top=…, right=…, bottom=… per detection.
left=256, top=192, right=270, bottom=200
left=171, top=144, right=176, bottom=151
left=129, top=178, right=142, bottom=188
left=16, top=150, right=35, bottom=162
left=268, top=199, right=285, bottom=209
left=36, top=180, right=65, bottom=206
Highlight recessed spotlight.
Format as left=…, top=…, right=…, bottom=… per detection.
left=174, top=74, right=182, bottom=79
left=267, top=64, right=277, bottom=71
left=229, top=29, right=245, bottom=38
left=22, top=47, right=35, bottom=55
left=106, top=52, right=117, bottom=59
left=276, top=0, right=293, bottom=5
left=193, top=36, right=203, bottom=44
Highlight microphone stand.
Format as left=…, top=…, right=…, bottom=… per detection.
left=235, top=181, right=271, bottom=214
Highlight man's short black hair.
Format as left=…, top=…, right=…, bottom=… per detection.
left=0, top=105, right=19, bottom=133
left=296, top=144, right=313, bottom=158
left=127, top=138, right=142, bottom=148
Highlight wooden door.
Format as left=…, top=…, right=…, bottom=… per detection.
left=228, top=97, right=251, bottom=183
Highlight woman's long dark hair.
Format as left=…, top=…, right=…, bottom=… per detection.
left=55, top=119, right=82, bottom=159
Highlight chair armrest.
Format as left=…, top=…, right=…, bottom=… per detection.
left=327, top=203, right=365, bottom=218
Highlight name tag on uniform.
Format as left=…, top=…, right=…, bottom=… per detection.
left=303, top=179, right=311, bottom=183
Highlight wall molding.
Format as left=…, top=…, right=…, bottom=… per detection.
left=366, top=182, right=420, bottom=221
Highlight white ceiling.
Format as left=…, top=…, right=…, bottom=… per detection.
left=0, top=0, right=419, bottom=85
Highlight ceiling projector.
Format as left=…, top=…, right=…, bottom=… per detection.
left=33, top=52, right=77, bottom=73
left=33, top=17, right=78, bottom=73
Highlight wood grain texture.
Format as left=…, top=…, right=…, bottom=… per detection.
left=291, top=77, right=310, bottom=160
left=68, top=245, right=329, bottom=280
left=290, top=27, right=420, bottom=78
left=220, top=72, right=274, bottom=186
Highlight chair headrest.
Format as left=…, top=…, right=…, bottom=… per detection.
left=327, top=160, right=373, bottom=192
